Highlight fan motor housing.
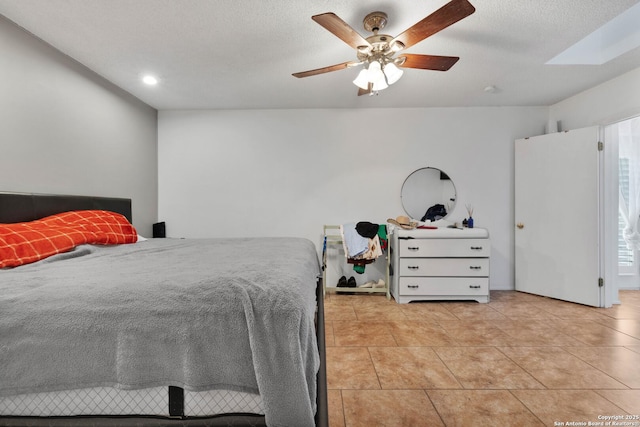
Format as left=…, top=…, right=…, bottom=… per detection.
left=357, top=34, right=395, bottom=62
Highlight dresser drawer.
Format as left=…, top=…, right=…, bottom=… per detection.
left=399, top=258, right=489, bottom=276
left=399, top=277, right=489, bottom=295
left=399, top=238, right=489, bottom=257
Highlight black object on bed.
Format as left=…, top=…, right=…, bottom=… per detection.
left=0, top=192, right=328, bottom=427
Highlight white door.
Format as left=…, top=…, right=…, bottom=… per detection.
left=515, top=126, right=603, bottom=307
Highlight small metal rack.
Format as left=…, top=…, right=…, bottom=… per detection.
left=321, top=224, right=390, bottom=298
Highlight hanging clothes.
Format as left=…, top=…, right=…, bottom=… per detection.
left=341, top=222, right=387, bottom=274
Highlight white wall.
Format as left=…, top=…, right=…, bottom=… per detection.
left=159, top=107, right=548, bottom=290
left=550, top=67, right=640, bottom=129
left=0, top=16, right=158, bottom=236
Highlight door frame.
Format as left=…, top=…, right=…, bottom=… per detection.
left=603, top=125, right=619, bottom=306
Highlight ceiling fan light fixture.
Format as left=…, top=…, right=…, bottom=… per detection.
left=353, top=60, right=396, bottom=91
left=368, top=61, right=388, bottom=90
left=372, top=78, right=388, bottom=91
left=383, top=62, right=403, bottom=85
left=353, top=67, right=371, bottom=89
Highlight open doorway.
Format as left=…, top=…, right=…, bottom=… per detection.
left=607, top=116, right=640, bottom=291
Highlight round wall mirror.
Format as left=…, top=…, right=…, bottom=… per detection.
left=401, top=167, right=457, bottom=222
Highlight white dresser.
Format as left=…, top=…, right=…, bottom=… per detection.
left=390, top=227, right=490, bottom=303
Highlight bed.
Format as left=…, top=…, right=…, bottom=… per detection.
left=0, top=192, right=328, bottom=427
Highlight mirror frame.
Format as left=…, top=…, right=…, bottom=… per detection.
left=400, top=167, right=457, bottom=222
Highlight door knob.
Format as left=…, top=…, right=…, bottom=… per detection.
left=517, top=223, right=524, bottom=229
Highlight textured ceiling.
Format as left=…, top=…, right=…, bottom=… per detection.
left=1, top=0, right=639, bottom=110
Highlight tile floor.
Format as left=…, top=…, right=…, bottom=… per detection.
left=324, top=290, right=640, bottom=427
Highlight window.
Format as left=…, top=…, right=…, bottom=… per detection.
left=616, top=116, right=640, bottom=275
left=619, top=157, right=634, bottom=268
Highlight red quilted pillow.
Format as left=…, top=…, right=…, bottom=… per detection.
left=50, top=210, right=138, bottom=245
left=0, top=210, right=137, bottom=268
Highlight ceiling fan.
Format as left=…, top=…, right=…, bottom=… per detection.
left=292, top=0, right=475, bottom=96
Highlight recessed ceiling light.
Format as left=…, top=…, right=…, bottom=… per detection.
left=142, top=75, right=158, bottom=85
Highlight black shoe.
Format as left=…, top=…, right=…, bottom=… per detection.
left=337, top=276, right=347, bottom=288
left=347, top=277, right=357, bottom=288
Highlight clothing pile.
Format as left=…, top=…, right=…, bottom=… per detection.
left=340, top=222, right=387, bottom=273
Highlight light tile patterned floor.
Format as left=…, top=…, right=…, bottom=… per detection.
left=324, top=290, right=640, bottom=427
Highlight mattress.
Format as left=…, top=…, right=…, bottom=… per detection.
left=0, top=387, right=263, bottom=417
left=1, top=237, right=320, bottom=427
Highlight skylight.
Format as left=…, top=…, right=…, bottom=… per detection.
left=546, top=2, right=640, bottom=65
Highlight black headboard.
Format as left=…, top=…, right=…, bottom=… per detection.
left=0, top=192, right=132, bottom=224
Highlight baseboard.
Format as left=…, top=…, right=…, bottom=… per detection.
left=489, top=285, right=516, bottom=291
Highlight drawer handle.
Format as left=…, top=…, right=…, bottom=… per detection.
left=469, top=266, right=482, bottom=270
left=408, top=266, right=420, bottom=270
left=469, top=285, right=481, bottom=289
left=407, top=285, right=419, bottom=289
left=407, top=246, right=420, bottom=251
left=470, top=246, right=483, bottom=250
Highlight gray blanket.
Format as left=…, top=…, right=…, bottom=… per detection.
left=0, top=237, right=320, bottom=427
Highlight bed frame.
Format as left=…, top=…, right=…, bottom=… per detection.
left=0, top=192, right=328, bottom=427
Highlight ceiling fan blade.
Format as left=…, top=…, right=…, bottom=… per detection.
left=357, top=83, right=372, bottom=96
left=312, top=12, right=372, bottom=50
left=390, top=0, right=475, bottom=51
left=292, top=61, right=359, bottom=78
left=398, top=53, right=460, bottom=71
